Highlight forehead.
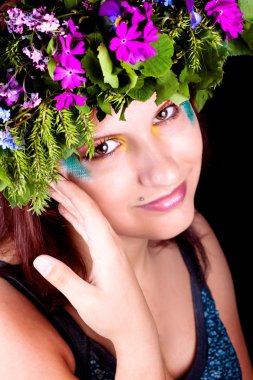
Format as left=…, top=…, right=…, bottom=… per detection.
left=92, top=93, right=160, bottom=135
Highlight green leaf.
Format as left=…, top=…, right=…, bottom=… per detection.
left=193, top=89, right=213, bottom=112
left=0, top=166, right=11, bottom=186
left=242, top=22, right=253, bottom=50
left=0, top=180, right=7, bottom=192
left=128, top=78, right=156, bottom=101
left=64, top=0, right=82, bottom=10
left=227, top=36, right=253, bottom=56
left=46, top=38, right=56, bottom=55
left=47, top=58, right=57, bottom=80
left=138, top=34, right=174, bottom=77
left=82, top=48, right=109, bottom=90
left=170, top=92, right=188, bottom=106
left=97, top=43, right=119, bottom=88
left=179, top=66, right=201, bottom=84
left=155, top=70, right=179, bottom=105
left=97, top=93, right=112, bottom=114
left=119, top=61, right=138, bottom=92
left=238, top=0, right=253, bottom=21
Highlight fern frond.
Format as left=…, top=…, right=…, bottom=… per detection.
left=56, top=108, right=80, bottom=148
left=3, top=37, right=25, bottom=72
left=76, top=109, right=95, bottom=158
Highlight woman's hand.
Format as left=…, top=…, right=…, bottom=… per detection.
left=33, top=178, right=172, bottom=380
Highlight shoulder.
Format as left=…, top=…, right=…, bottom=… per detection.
left=0, top=277, right=77, bottom=379
left=192, top=210, right=253, bottom=379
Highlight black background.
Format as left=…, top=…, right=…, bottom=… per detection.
left=195, top=55, right=253, bottom=361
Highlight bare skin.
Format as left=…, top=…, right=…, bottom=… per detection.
left=0, top=96, right=252, bottom=379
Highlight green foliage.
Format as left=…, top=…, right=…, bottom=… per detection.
left=3, top=38, right=24, bottom=72
left=97, top=43, right=119, bottom=88
left=155, top=71, right=179, bottom=105
left=137, top=34, right=174, bottom=77
left=239, top=0, right=253, bottom=21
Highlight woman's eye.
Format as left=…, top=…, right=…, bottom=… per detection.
left=94, top=139, right=120, bottom=158
left=153, top=104, right=177, bottom=124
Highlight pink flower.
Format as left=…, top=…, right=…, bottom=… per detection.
left=205, top=0, right=244, bottom=39
left=54, top=65, right=86, bottom=89
left=54, top=91, right=87, bottom=110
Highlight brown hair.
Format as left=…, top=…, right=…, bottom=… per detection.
left=0, top=193, right=208, bottom=310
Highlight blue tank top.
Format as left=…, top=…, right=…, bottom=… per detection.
left=0, top=237, right=242, bottom=379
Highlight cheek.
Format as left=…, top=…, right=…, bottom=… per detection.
left=76, top=159, right=134, bottom=210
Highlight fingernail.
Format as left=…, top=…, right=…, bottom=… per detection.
left=33, top=256, right=54, bottom=277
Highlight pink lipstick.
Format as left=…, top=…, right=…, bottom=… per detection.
left=140, top=182, right=186, bottom=212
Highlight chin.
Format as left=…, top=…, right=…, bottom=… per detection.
left=145, top=204, right=196, bottom=241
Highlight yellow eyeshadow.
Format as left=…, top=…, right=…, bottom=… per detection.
left=151, top=124, right=160, bottom=137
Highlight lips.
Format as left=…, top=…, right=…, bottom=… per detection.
left=139, top=182, right=187, bottom=212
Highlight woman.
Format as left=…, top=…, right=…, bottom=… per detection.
left=0, top=0, right=252, bottom=378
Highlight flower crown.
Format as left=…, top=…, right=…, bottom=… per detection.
left=0, top=0, right=252, bottom=213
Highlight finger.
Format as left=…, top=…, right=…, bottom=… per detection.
left=58, top=203, right=88, bottom=242
left=50, top=188, right=78, bottom=218
left=51, top=180, right=116, bottom=245
left=33, top=255, right=98, bottom=309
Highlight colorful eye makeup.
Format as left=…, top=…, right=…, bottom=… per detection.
left=181, top=100, right=195, bottom=124
left=62, top=154, right=91, bottom=179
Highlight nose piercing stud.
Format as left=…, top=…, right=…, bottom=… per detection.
left=139, top=196, right=145, bottom=201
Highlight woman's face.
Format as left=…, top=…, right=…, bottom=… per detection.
left=68, top=94, right=203, bottom=240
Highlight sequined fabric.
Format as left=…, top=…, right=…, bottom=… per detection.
left=200, top=289, right=242, bottom=379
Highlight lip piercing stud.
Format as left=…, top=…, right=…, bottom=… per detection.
left=139, top=196, right=145, bottom=201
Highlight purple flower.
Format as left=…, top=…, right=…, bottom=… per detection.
left=110, top=22, right=143, bottom=64
left=205, top=0, right=244, bottom=39
left=54, top=65, right=86, bottom=89
left=99, top=0, right=122, bottom=24
left=185, top=0, right=202, bottom=29
left=21, top=92, right=42, bottom=109
left=121, top=1, right=146, bottom=25
left=54, top=91, right=87, bottom=110
left=58, top=34, right=85, bottom=67
left=0, top=74, right=23, bottom=106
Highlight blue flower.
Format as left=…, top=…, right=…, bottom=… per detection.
left=0, top=106, right=11, bottom=123
left=185, top=0, right=202, bottom=29
left=154, top=0, right=173, bottom=6
left=0, top=130, right=22, bottom=150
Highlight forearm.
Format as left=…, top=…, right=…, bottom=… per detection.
left=114, top=323, right=173, bottom=380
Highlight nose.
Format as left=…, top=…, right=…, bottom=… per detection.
left=137, top=141, right=181, bottom=188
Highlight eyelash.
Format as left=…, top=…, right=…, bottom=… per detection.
left=83, top=102, right=179, bottom=161
left=153, top=102, right=179, bottom=126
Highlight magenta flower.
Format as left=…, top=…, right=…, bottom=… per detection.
left=54, top=65, right=86, bottom=89
left=58, top=34, right=85, bottom=67
left=54, top=91, right=87, bottom=110
left=110, top=22, right=144, bottom=64
left=121, top=1, right=146, bottom=24
left=143, top=21, right=159, bottom=43
left=68, top=18, right=83, bottom=38
left=205, top=0, right=244, bottom=39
